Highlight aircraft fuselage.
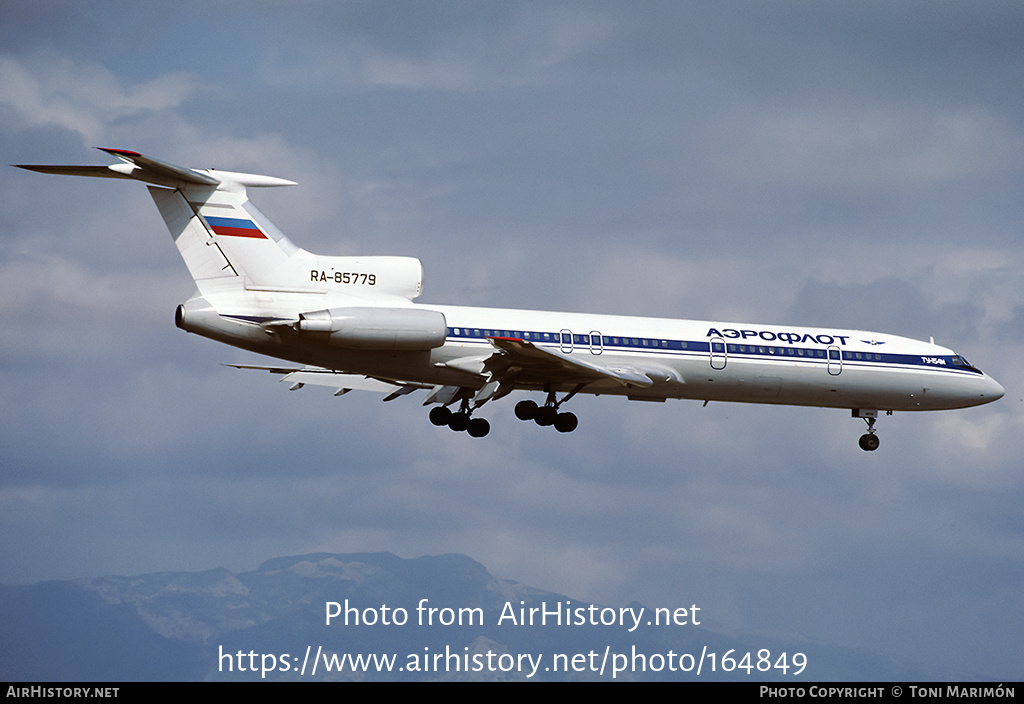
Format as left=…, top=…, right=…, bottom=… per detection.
left=178, top=294, right=1003, bottom=413
left=20, top=149, right=1005, bottom=448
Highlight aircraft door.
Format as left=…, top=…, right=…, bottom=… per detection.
left=827, top=345, right=842, bottom=376
left=590, top=330, right=603, bottom=355
left=560, top=329, right=573, bottom=353
left=710, top=336, right=727, bottom=370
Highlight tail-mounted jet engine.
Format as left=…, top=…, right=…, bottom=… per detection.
left=295, top=306, right=447, bottom=350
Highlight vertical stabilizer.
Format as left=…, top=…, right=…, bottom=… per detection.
left=150, top=183, right=296, bottom=294
left=148, top=186, right=241, bottom=294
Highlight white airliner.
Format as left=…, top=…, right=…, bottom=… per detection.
left=17, top=149, right=1004, bottom=449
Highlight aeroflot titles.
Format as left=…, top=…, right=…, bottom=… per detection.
left=707, top=328, right=853, bottom=346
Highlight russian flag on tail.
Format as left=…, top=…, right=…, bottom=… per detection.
left=205, top=216, right=267, bottom=239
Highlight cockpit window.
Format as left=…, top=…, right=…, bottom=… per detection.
left=951, top=355, right=980, bottom=372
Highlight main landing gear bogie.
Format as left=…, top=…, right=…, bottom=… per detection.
left=514, top=399, right=578, bottom=433
left=429, top=405, right=490, bottom=438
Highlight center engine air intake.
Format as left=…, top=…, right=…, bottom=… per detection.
left=295, top=307, right=447, bottom=350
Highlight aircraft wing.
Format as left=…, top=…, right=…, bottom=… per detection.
left=226, top=364, right=432, bottom=399
left=485, top=337, right=659, bottom=388
left=227, top=333, right=667, bottom=410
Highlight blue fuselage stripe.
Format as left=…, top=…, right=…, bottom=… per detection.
left=444, top=328, right=982, bottom=376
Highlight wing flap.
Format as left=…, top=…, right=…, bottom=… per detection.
left=488, top=337, right=657, bottom=388
left=226, top=364, right=431, bottom=396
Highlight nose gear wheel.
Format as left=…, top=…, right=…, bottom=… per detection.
left=855, top=411, right=880, bottom=452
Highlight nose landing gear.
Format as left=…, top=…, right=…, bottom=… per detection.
left=858, top=430, right=880, bottom=452
left=853, top=409, right=881, bottom=451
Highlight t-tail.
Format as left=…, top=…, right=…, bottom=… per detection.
left=15, top=149, right=426, bottom=302
left=18, top=148, right=301, bottom=296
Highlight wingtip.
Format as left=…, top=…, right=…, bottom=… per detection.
left=96, top=147, right=142, bottom=157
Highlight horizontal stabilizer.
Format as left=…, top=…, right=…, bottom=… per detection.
left=14, top=164, right=134, bottom=180
left=98, top=148, right=220, bottom=185
left=16, top=148, right=296, bottom=190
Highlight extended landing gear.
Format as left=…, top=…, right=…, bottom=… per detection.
left=429, top=385, right=583, bottom=438
left=858, top=432, right=880, bottom=452
left=853, top=409, right=881, bottom=451
left=429, top=404, right=490, bottom=437
left=514, top=387, right=580, bottom=433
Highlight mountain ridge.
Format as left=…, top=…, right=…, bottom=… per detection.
left=0, top=551, right=959, bottom=681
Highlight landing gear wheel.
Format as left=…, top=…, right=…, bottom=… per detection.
left=522, top=386, right=584, bottom=432
left=448, top=412, right=471, bottom=432
left=515, top=399, right=538, bottom=421
left=467, top=417, right=490, bottom=438
left=859, top=433, right=880, bottom=452
left=554, top=412, right=578, bottom=433
left=534, top=406, right=558, bottom=427
left=429, top=406, right=452, bottom=426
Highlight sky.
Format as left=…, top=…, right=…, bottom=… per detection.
left=1, top=0, right=1022, bottom=679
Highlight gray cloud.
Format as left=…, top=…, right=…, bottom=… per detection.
left=1, top=0, right=1022, bottom=679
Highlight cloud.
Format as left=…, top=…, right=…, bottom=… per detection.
left=0, top=53, right=197, bottom=144
left=2, top=2, right=1023, bottom=679
left=258, top=4, right=613, bottom=91
left=931, top=412, right=1014, bottom=459
left=711, top=102, right=1023, bottom=193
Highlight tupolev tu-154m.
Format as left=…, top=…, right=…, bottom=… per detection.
left=17, top=149, right=1004, bottom=450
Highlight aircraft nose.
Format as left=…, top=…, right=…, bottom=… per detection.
left=990, top=377, right=1005, bottom=401
left=983, top=374, right=1005, bottom=402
